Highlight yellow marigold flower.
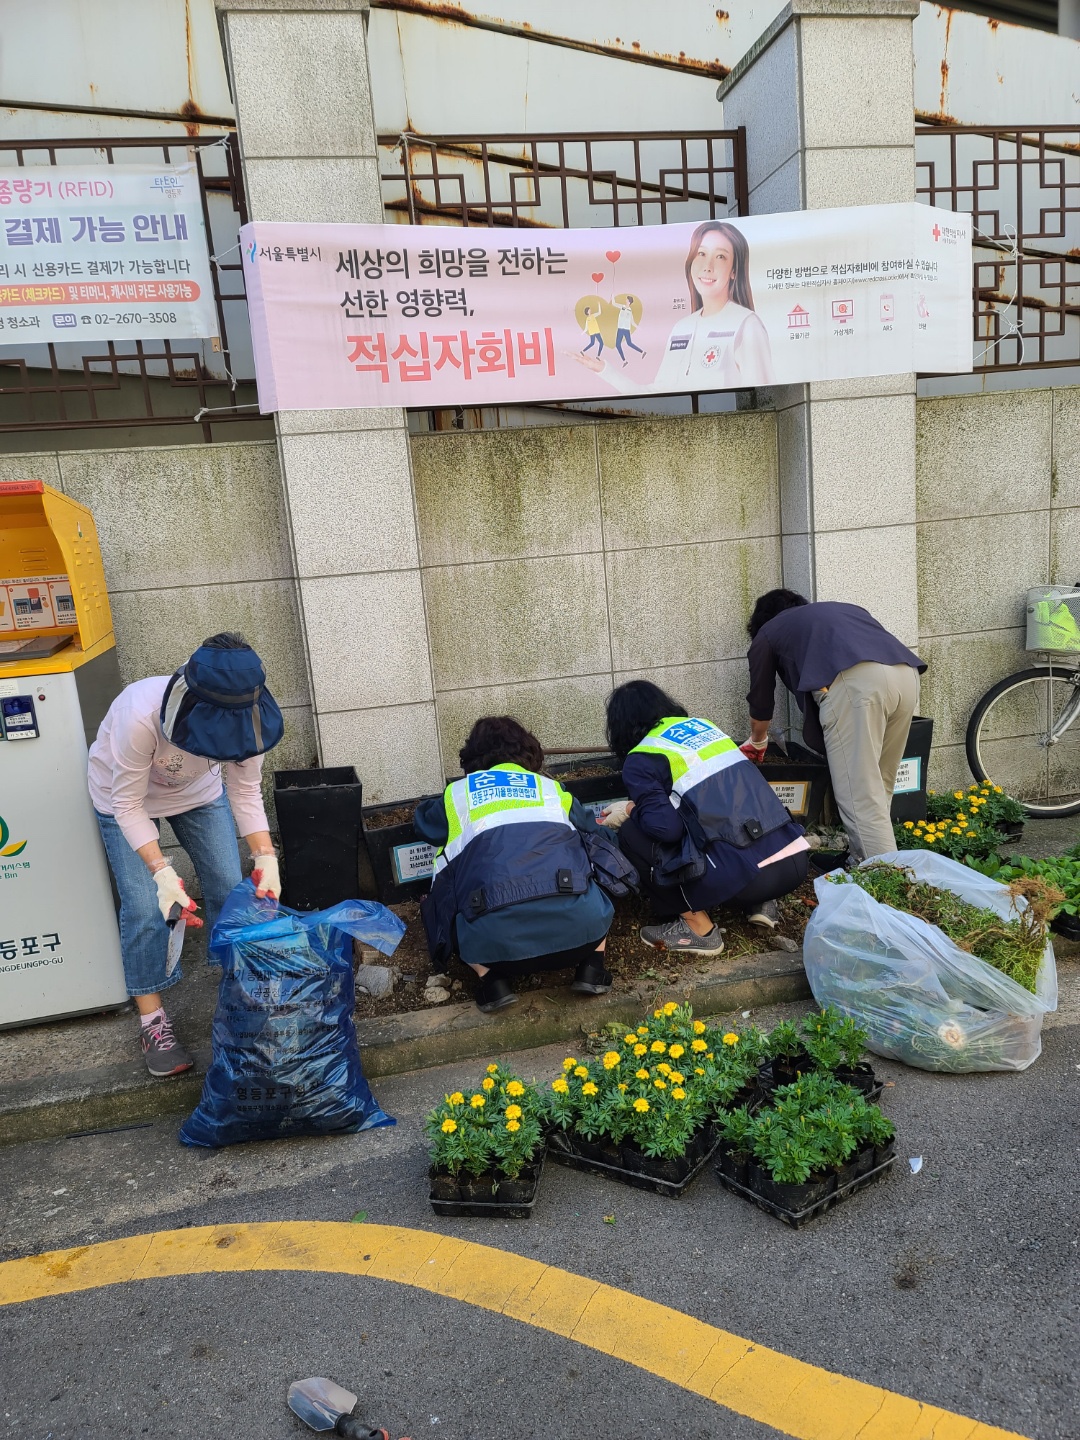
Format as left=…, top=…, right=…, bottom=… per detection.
left=486, top=1063, right=499, bottom=1075
left=925, top=834, right=937, bottom=843
left=602, top=1051, right=621, bottom=1069
left=669, top=1043, right=685, bottom=1059
left=552, top=1078, right=569, bottom=1094
left=693, top=1020, right=706, bottom=1035
left=951, top=827, right=962, bottom=834
left=669, top=1072, right=685, bottom=1084
left=903, top=821, right=914, bottom=830
left=653, top=1008, right=663, bottom=1019
left=722, top=1032, right=739, bottom=1046
left=636, top=1068, right=650, bottom=1080
left=671, top=1087, right=686, bottom=1100
left=663, top=1001, right=678, bottom=1017
left=694, top=1067, right=705, bottom=1075
left=654, top=1079, right=667, bottom=1090
left=650, top=1040, right=667, bottom=1054
left=617, top=1082, right=628, bottom=1092
left=957, top=814, right=967, bottom=822
left=506, top=1080, right=524, bottom=1097
left=482, top=1077, right=495, bottom=1091
left=506, top=1119, right=520, bottom=1132
left=970, top=783, right=979, bottom=791
left=624, top=1034, right=638, bottom=1045
left=447, top=1092, right=464, bottom=1106
left=470, top=1094, right=485, bottom=1108
left=633, top=1097, right=650, bottom=1112
left=706, top=1052, right=714, bottom=1060
left=505, top=1104, right=523, bottom=1120
left=573, top=1065, right=589, bottom=1079
left=582, top=1082, right=598, bottom=1096
left=563, top=1058, right=576, bottom=1071
left=966, top=830, right=976, bottom=838
left=441, top=1118, right=457, bottom=1133
left=691, top=1039, right=707, bottom=1053
left=953, top=790, right=964, bottom=799
left=637, top=1025, right=649, bottom=1036
left=656, top=1062, right=671, bottom=1076
left=633, top=1044, right=648, bottom=1057
left=994, top=785, right=1003, bottom=793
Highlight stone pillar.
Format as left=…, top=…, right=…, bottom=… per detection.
left=216, top=0, right=443, bottom=803
left=719, top=0, right=921, bottom=649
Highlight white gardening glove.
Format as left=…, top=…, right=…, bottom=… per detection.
left=251, top=852, right=281, bottom=900
left=598, top=799, right=633, bottom=830
left=152, top=865, right=202, bottom=927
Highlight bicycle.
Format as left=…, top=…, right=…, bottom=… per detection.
left=966, top=585, right=1080, bottom=817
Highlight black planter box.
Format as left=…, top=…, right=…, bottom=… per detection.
left=758, top=1060, right=883, bottom=1102
left=890, top=716, right=934, bottom=824
left=274, top=767, right=379, bottom=910
left=546, top=755, right=625, bottom=810
left=716, top=1150, right=896, bottom=1228
left=760, top=741, right=832, bottom=828
left=428, top=1152, right=545, bottom=1218
left=547, top=1124, right=720, bottom=1198
left=1051, top=911, right=1080, bottom=942
left=361, top=796, right=434, bottom=905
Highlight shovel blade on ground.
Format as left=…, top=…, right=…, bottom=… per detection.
left=288, top=1377, right=359, bottom=1431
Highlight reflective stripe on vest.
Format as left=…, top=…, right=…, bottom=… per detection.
left=432, top=765, right=574, bottom=877
left=631, top=716, right=744, bottom=806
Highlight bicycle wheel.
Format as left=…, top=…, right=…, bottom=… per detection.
left=966, top=665, right=1080, bottom=816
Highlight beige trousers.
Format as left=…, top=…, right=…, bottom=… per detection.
left=815, top=662, right=920, bottom=861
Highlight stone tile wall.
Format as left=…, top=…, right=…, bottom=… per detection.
left=410, top=412, right=783, bottom=773
left=916, top=387, right=1079, bottom=793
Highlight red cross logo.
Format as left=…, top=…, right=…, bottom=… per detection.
left=932, top=225, right=941, bottom=241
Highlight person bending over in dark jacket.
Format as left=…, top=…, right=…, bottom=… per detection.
left=414, top=716, right=615, bottom=1014
left=741, top=591, right=925, bottom=863
left=599, top=681, right=809, bottom=953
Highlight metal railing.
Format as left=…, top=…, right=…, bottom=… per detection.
left=0, top=135, right=262, bottom=440
left=378, top=130, right=748, bottom=229
left=915, top=124, right=1080, bottom=374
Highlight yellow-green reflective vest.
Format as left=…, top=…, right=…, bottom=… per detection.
left=432, top=764, right=574, bottom=879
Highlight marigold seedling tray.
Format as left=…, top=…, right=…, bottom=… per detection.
left=716, top=1152, right=896, bottom=1228
left=756, top=1062, right=884, bottom=1103
left=547, top=1128, right=721, bottom=1198
left=428, top=1153, right=545, bottom=1219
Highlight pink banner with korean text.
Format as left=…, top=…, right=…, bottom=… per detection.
left=240, top=203, right=972, bottom=411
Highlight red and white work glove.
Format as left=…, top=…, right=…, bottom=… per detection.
left=251, top=852, right=281, bottom=901
left=152, top=865, right=203, bottom=927
left=739, top=737, right=769, bottom=765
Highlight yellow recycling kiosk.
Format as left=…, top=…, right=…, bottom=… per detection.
left=0, top=478, right=127, bottom=1027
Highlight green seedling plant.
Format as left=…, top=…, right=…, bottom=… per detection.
left=426, top=1062, right=544, bottom=1180
left=766, top=1019, right=806, bottom=1060
left=744, top=1073, right=892, bottom=1185
left=997, top=848, right=1080, bottom=918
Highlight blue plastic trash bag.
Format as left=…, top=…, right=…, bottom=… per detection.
left=179, top=880, right=405, bottom=1148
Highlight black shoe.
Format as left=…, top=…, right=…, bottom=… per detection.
left=571, top=961, right=613, bottom=995
left=476, top=972, right=518, bottom=1013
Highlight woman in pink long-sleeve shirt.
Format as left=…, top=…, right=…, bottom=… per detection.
left=89, top=633, right=284, bottom=1077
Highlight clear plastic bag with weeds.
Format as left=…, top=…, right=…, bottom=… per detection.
left=802, top=850, right=1057, bottom=1072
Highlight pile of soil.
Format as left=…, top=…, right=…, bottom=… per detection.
left=353, top=879, right=815, bottom=1020
left=364, top=802, right=419, bottom=831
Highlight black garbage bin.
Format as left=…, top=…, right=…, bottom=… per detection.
left=890, top=716, right=934, bottom=823
left=274, top=767, right=378, bottom=910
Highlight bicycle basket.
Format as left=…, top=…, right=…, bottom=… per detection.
left=1025, top=587, right=1080, bottom=653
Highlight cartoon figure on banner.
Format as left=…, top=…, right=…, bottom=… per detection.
left=575, top=220, right=774, bottom=392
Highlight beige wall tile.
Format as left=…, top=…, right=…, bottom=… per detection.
left=317, top=701, right=444, bottom=803
left=436, top=674, right=612, bottom=775
left=916, top=391, right=1052, bottom=522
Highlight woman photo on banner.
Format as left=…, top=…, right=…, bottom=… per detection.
left=574, top=220, right=774, bottom=392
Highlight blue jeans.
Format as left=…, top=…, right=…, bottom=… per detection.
left=95, top=794, right=242, bottom=997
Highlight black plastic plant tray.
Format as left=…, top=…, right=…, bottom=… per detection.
left=756, top=1063, right=884, bottom=1103
left=428, top=1154, right=545, bottom=1219
left=1050, top=911, right=1080, bottom=942
left=716, top=1153, right=896, bottom=1228
left=547, top=1129, right=721, bottom=1198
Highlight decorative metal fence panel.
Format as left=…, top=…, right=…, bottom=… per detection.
left=0, top=135, right=260, bottom=439
left=915, top=124, right=1080, bottom=374
left=377, top=130, right=748, bottom=230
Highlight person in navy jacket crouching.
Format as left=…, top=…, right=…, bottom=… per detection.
left=599, top=681, right=809, bottom=953
left=415, top=716, right=616, bottom=1013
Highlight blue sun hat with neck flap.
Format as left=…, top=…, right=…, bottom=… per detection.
left=160, top=635, right=284, bottom=762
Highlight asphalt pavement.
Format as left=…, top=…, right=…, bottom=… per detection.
left=1, top=976, right=1078, bottom=1440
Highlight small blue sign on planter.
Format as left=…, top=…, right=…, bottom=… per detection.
left=894, top=757, right=921, bottom=795
left=391, top=841, right=436, bottom=885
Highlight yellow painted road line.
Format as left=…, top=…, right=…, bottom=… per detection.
left=0, top=1222, right=1028, bottom=1440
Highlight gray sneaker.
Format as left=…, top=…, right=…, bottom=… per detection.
left=639, top=917, right=725, bottom=955
left=140, top=1011, right=193, bottom=1077
left=746, top=899, right=780, bottom=930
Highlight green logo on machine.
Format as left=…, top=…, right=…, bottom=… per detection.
left=0, top=814, right=27, bottom=857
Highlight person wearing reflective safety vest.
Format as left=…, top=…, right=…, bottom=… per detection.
left=600, top=681, right=808, bottom=954
left=415, top=716, right=615, bottom=1013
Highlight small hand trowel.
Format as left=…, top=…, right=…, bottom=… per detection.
left=287, top=1377, right=389, bottom=1439
left=165, top=902, right=187, bottom=978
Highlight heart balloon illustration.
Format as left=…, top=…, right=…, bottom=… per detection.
left=605, top=250, right=621, bottom=263
left=591, top=272, right=605, bottom=284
